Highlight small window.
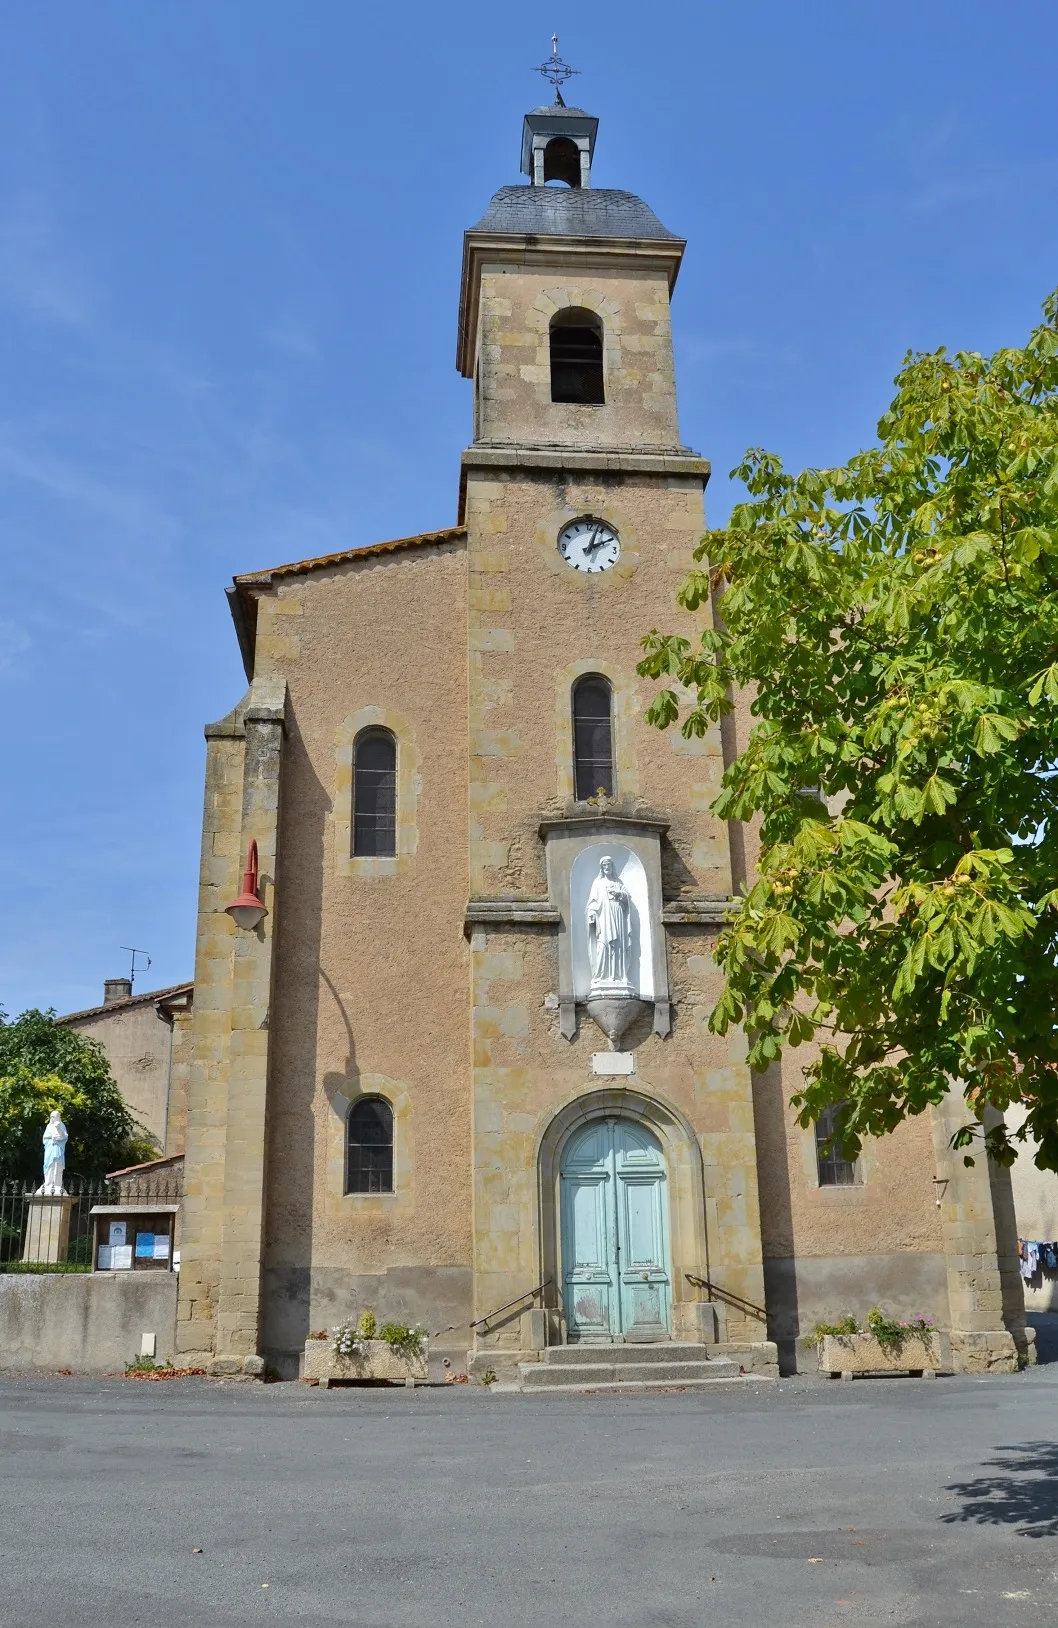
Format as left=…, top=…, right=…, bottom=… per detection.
left=573, top=674, right=614, bottom=800
left=353, top=728, right=396, bottom=856
left=815, top=1104, right=860, bottom=1187
left=550, top=309, right=604, bottom=405
left=346, top=1098, right=394, bottom=1194
left=543, top=136, right=581, bottom=187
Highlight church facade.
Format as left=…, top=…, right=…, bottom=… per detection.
left=175, top=102, right=1028, bottom=1379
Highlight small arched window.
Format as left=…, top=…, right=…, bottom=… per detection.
left=346, top=1097, right=394, bottom=1194
left=550, top=309, right=604, bottom=406
left=353, top=728, right=396, bottom=856
left=573, top=674, right=615, bottom=801
left=543, top=136, right=581, bottom=187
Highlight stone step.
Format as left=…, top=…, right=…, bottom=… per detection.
left=520, top=1358, right=738, bottom=1388
left=540, top=1342, right=724, bottom=1367
left=515, top=1374, right=762, bottom=1395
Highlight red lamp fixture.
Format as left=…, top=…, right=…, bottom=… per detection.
left=225, top=839, right=268, bottom=930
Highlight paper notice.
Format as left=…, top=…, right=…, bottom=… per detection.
left=135, top=1233, right=155, bottom=1258
left=153, top=1235, right=170, bottom=1260
left=110, top=1245, right=133, bottom=1270
left=109, top=1221, right=127, bottom=1247
left=96, top=1245, right=111, bottom=1270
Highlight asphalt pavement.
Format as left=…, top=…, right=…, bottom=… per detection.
left=1, top=1363, right=1057, bottom=1627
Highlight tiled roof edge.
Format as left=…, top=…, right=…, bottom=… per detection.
left=56, top=982, right=194, bottom=1025
left=233, top=525, right=467, bottom=588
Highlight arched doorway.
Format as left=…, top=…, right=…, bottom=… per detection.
left=560, top=1117, right=672, bottom=1342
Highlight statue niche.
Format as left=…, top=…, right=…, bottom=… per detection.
left=540, top=816, right=672, bottom=1047
left=577, top=849, right=650, bottom=1049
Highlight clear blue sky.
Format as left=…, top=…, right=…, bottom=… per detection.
left=1, top=2, right=1055, bottom=1017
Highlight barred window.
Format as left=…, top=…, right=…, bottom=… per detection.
left=353, top=728, right=396, bottom=856
left=815, top=1104, right=861, bottom=1187
left=573, top=675, right=614, bottom=801
left=346, top=1098, right=394, bottom=1194
left=550, top=309, right=604, bottom=405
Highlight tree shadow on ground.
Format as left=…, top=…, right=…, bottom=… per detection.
left=942, top=1442, right=1058, bottom=1537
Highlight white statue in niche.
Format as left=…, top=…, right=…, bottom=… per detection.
left=586, top=856, right=635, bottom=995
left=39, top=1111, right=68, bottom=1195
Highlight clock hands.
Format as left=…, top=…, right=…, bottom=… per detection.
left=558, top=518, right=619, bottom=571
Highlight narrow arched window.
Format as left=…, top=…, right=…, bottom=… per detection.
left=353, top=728, right=396, bottom=856
left=550, top=309, right=604, bottom=405
left=543, top=136, right=581, bottom=187
left=346, top=1098, right=394, bottom=1194
left=573, top=674, right=614, bottom=801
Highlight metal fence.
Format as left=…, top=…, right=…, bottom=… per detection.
left=0, top=1177, right=182, bottom=1269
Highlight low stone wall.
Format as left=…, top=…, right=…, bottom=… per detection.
left=0, top=1272, right=177, bottom=1373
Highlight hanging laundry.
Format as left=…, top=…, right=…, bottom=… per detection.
left=1020, top=1239, right=1040, bottom=1280
left=1043, top=1243, right=1058, bottom=1272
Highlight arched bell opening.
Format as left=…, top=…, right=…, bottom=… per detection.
left=550, top=308, right=605, bottom=405
left=543, top=135, right=581, bottom=187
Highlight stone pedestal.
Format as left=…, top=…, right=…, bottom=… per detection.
left=22, top=1196, right=74, bottom=1264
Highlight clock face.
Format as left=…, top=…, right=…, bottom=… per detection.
left=557, top=516, right=621, bottom=574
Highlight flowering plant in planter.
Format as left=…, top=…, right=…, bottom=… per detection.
left=331, top=1310, right=425, bottom=1362
left=810, top=1306, right=935, bottom=1357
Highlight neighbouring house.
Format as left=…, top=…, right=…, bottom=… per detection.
left=57, top=980, right=193, bottom=1153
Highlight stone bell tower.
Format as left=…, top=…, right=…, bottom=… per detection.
left=456, top=91, right=772, bottom=1360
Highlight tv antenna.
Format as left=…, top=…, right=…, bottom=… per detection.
left=120, top=947, right=152, bottom=989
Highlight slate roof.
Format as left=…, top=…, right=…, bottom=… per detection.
left=472, top=186, right=679, bottom=242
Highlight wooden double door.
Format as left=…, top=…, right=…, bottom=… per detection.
left=560, top=1117, right=671, bottom=1342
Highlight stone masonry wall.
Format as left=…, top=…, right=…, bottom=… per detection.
left=257, top=540, right=474, bottom=1370
left=476, top=265, right=681, bottom=451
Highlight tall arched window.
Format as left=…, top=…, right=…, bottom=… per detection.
left=346, top=1097, right=394, bottom=1194
left=550, top=309, right=604, bottom=405
left=353, top=728, right=396, bottom=856
left=573, top=674, right=614, bottom=801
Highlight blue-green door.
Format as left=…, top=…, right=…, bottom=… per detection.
left=560, top=1118, right=671, bottom=1342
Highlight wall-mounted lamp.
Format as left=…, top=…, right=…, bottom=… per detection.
left=225, top=839, right=268, bottom=930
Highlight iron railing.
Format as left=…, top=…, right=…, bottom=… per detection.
left=684, top=1272, right=768, bottom=1323
left=0, top=1177, right=182, bottom=1270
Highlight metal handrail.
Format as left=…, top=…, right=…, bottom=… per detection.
left=685, top=1272, right=767, bottom=1322
left=472, top=1278, right=552, bottom=1332
left=433, top=1278, right=552, bottom=1339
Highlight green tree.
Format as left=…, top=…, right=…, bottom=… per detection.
left=0, top=1008, right=157, bottom=1183
left=638, top=290, right=1058, bottom=1171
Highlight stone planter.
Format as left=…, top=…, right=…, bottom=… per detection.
left=302, top=1337, right=428, bottom=1388
left=819, top=1330, right=950, bottom=1379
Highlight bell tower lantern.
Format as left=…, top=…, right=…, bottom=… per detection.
left=520, top=105, right=599, bottom=189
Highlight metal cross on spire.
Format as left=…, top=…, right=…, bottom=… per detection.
left=532, top=34, right=580, bottom=107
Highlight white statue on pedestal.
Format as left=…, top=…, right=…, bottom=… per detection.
left=586, top=856, right=634, bottom=995
left=39, top=1111, right=68, bottom=1196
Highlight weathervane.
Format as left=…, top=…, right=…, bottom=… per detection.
left=533, top=34, right=579, bottom=107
